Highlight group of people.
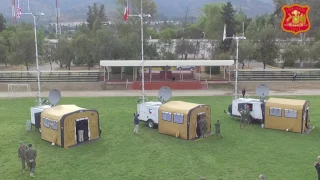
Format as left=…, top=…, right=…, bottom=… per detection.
left=17, top=141, right=37, bottom=178
left=197, top=115, right=222, bottom=138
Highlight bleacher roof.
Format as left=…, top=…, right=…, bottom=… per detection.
left=100, top=60, right=234, bottom=67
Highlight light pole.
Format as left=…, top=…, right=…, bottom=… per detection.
left=22, top=7, right=44, bottom=105
left=129, top=0, right=151, bottom=103
left=223, top=24, right=246, bottom=99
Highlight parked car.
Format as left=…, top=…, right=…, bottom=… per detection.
left=176, top=66, right=195, bottom=71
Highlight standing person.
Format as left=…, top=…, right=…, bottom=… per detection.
left=239, top=108, right=246, bottom=129
left=245, top=105, right=251, bottom=124
left=214, top=119, right=221, bottom=137
left=78, top=121, right=84, bottom=143
left=314, top=156, right=320, bottom=180
left=133, top=113, right=140, bottom=134
left=17, top=141, right=28, bottom=173
left=198, top=116, right=207, bottom=138
left=242, top=88, right=246, bottom=98
left=292, top=73, right=297, bottom=81
left=25, top=144, right=37, bottom=178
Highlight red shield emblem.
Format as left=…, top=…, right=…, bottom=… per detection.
left=281, top=4, right=311, bottom=35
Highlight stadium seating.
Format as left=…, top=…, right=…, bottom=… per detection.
left=237, top=70, right=320, bottom=81
left=0, top=71, right=101, bottom=82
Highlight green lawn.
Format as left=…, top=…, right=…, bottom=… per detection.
left=1, top=96, right=320, bottom=180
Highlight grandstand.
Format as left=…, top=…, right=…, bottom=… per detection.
left=0, top=71, right=101, bottom=82
left=237, top=69, right=320, bottom=81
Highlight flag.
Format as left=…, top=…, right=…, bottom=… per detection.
left=123, top=0, right=129, bottom=21
left=16, top=4, right=22, bottom=19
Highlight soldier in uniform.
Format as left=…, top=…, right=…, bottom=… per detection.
left=239, top=108, right=246, bottom=128
left=25, top=144, right=37, bottom=178
left=198, top=115, right=207, bottom=138
left=245, top=105, right=251, bottom=124
left=214, top=119, right=221, bottom=137
left=17, top=141, right=28, bottom=173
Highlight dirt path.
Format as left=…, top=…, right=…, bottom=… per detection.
left=1, top=89, right=320, bottom=98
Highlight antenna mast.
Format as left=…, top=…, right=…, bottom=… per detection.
left=11, top=0, right=16, bottom=24
left=56, top=0, right=61, bottom=37
left=223, top=23, right=246, bottom=99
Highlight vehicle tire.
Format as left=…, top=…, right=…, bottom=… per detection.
left=228, top=104, right=232, bottom=114
left=178, top=67, right=182, bottom=71
left=148, top=119, right=155, bottom=128
left=190, top=67, right=195, bottom=71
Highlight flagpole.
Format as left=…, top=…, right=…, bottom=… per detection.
left=20, top=0, right=44, bottom=106
left=140, top=0, right=145, bottom=103
left=127, top=0, right=150, bottom=103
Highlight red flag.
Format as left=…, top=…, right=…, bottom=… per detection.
left=123, top=0, right=129, bottom=21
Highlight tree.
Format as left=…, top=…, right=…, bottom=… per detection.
left=234, top=9, right=250, bottom=34
left=245, top=20, right=260, bottom=40
left=158, top=28, right=174, bottom=57
left=94, top=29, right=118, bottom=62
left=197, top=3, right=224, bottom=40
left=42, top=44, right=57, bottom=71
left=0, top=36, right=8, bottom=67
left=238, top=41, right=257, bottom=65
left=0, top=13, right=6, bottom=32
left=175, top=39, right=195, bottom=60
left=73, top=34, right=95, bottom=69
left=145, top=43, right=158, bottom=60
left=56, top=38, right=74, bottom=70
left=310, top=41, right=320, bottom=62
left=219, top=1, right=236, bottom=53
left=280, top=46, right=295, bottom=69
left=286, top=44, right=309, bottom=67
left=92, top=17, right=103, bottom=35
left=87, top=3, right=106, bottom=30
left=255, top=25, right=280, bottom=69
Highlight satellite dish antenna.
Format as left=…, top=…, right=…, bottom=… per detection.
left=256, top=84, right=269, bottom=102
left=158, top=86, right=172, bottom=103
left=48, top=89, right=61, bottom=106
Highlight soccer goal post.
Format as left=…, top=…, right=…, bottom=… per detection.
left=8, top=84, right=32, bottom=98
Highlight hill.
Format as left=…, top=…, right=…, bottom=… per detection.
left=0, top=0, right=274, bottom=22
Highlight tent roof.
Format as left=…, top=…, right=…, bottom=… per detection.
left=266, top=98, right=306, bottom=108
left=42, top=105, right=85, bottom=120
left=159, top=101, right=203, bottom=114
left=100, top=60, right=234, bottom=67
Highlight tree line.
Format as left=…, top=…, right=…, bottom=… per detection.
left=0, top=0, right=320, bottom=72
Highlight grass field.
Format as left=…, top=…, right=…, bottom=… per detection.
left=1, top=96, right=320, bottom=180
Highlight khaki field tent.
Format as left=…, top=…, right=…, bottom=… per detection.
left=265, top=98, right=310, bottom=133
left=40, top=105, right=101, bottom=148
left=158, top=101, right=211, bottom=140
